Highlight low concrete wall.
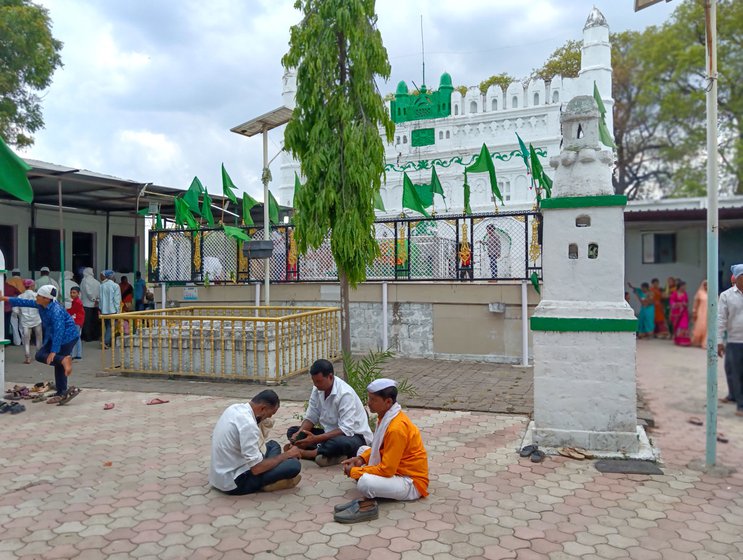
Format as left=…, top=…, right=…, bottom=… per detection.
left=161, top=282, right=540, bottom=363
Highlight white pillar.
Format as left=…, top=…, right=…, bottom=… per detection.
left=382, top=282, right=388, bottom=350
left=521, top=280, right=529, bottom=366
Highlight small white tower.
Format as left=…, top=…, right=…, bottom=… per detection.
left=579, top=7, right=613, bottom=136
left=530, top=95, right=640, bottom=454
left=278, top=69, right=298, bottom=206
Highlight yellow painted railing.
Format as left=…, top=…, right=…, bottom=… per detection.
left=100, top=306, right=341, bottom=384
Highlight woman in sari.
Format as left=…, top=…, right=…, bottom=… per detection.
left=628, top=282, right=654, bottom=338
left=663, top=277, right=676, bottom=334
left=691, top=280, right=708, bottom=347
left=669, top=280, right=691, bottom=346
left=650, top=278, right=669, bottom=339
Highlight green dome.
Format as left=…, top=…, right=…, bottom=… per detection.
left=396, top=80, right=409, bottom=95
left=439, top=72, right=453, bottom=88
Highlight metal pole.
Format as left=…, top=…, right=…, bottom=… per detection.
left=521, top=280, right=529, bottom=366
left=0, top=250, right=6, bottom=392
left=58, top=179, right=65, bottom=302
left=262, top=127, right=270, bottom=306
left=704, top=0, right=719, bottom=468
left=382, top=282, right=388, bottom=350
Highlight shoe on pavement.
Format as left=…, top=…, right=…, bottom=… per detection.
left=261, top=475, right=301, bottom=492
left=333, top=499, right=379, bottom=524
left=315, top=454, right=347, bottom=467
left=334, top=499, right=360, bottom=513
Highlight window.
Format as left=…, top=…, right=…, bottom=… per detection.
left=396, top=136, right=400, bottom=144
left=469, top=101, right=477, bottom=114
left=112, top=235, right=137, bottom=272
left=642, top=233, right=676, bottom=264
left=512, top=96, right=519, bottom=108
left=575, top=215, right=591, bottom=227
left=588, top=243, right=598, bottom=259
left=445, top=130, right=450, bottom=139
left=454, top=105, right=459, bottom=116
left=568, top=244, right=578, bottom=259
left=533, top=93, right=540, bottom=106
left=499, top=181, right=511, bottom=202
left=29, top=227, right=61, bottom=271
left=0, top=225, right=15, bottom=269
left=552, top=90, right=560, bottom=103
left=439, top=131, right=443, bottom=140
left=402, top=135, right=407, bottom=144
left=491, top=98, right=498, bottom=111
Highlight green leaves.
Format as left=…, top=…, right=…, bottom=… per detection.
left=0, top=0, right=62, bottom=147
left=283, top=0, right=394, bottom=287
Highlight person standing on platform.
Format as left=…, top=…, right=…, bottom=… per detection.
left=133, top=271, right=147, bottom=311
left=36, top=266, right=60, bottom=294
left=14, top=279, right=42, bottom=364
left=67, top=287, right=85, bottom=360
left=80, top=267, right=100, bottom=341
left=718, top=265, right=743, bottom=417
left=99, top=270, right=121, bottom=349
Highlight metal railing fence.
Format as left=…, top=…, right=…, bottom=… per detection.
left=100, top=306, right=340, bottom=383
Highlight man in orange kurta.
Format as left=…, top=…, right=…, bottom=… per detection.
left=335, top=379, right=428, bottom=523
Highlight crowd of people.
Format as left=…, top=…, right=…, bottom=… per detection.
left=627, top=276, right=710, bottom=347
left=3, top=267, right=153, bottom=350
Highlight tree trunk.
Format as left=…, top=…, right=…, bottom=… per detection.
left=339, top=271, right=351, bottom=380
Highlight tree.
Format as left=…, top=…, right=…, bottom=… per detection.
left=0, top=0, right=63, bottom=147
left=532, top=40, right=581, bottom=82
left=282, top=0, right=394, bottom=358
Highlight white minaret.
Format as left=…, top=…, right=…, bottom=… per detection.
left=530, top=95, right=642, bottom=454
left=579, top=7, right=613, bottom=136
left=278, top=69, right=298, bottom=207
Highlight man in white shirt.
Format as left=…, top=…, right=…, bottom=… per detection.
left=286, top=359, right=373, bottom=467
left=210, top=390, right=302, bottom=495
left=36, top=266, right=60, bottom=294
left=718, top=264, right=743, bottom=417
left=98, top=270, right=121, bottom=348
left=79, top=267, right=100, bottom=341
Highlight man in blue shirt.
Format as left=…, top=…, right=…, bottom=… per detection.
left=133, top=271, right=146, bottom=311
left=1, top=284, right=81, bottom=404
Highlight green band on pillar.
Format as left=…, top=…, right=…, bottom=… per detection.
left=530, top=316, right=638, bottom=332
left=539, top=195, right=627, bottom=209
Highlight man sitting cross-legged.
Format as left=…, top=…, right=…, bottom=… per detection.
left=335, top=378, right=429, bottom=524
left=286, top=359, right=372, bottom=467
left=209, top=390, right=302, bottom=495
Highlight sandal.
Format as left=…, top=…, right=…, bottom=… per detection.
left=103, top=403, right=115, bottom=410
left=557, top=447, right=585, bottom=460
left=717, top=433, right=729, bottom=444
left=530, top=449, right=546, bottom=463
left=146, top=398, right=169, bottom=405
left=58, top=387, right=82, bottom=406
left=0, top=401, right=14, bottom=413
left=519, top=444, right=538, bottom=458
left=688, top=416, right=703, bottom=426
left=46, top=395, right=64, bottom=404
left=9, top=402, right=25, bottom=414
left=572, top=447, right=594, bottom=459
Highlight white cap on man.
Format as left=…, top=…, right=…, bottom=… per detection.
left=732, top=264, right=743, bottom=280
left=37, top=285, right=58, bottom=300
left=367, top=378, right=398, bottom=393
left=40, top=266, right=50, bottom=273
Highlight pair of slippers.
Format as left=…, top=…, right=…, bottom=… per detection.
left=557, top=447, right=594, bottom=460
left=0, top=401, right=25, bottom=414
left=687, top=417, right=729, bottom=443
left=519, top=444, right=545, bottom=463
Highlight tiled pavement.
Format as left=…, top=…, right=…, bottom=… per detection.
left=0, top=339, right=742, bottom=559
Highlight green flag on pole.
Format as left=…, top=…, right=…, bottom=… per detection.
left=373, top=190, right=385, bottom=212
left=463, top=173, right=472, bottom=215
left=184, top=176, right=203, bottom=215
left=465, top=143, right=503, bottom=205
left=515, top=133, right=531, bottom=172
left=242, top=192, right=258, bottom=226
left=175, top=197, right=198, bottom=229
left=402, top=173, right=430, bottom=217
left=529, top=144, right=553, bottom=199
left=156, top=213, right=163, bottom=230
left=221, top=164, right=238, bottom=204
left=293, top=172, right=302, bottom=207
left=594, top=81, right=616, bottom=149
left=222, top=224, right=251, bottom=241
left=201, top=190, right=215, bottom=227
left=268, top=190, right=280, bottom=225
left=0, top=135, right=33, bottom=203
left=431, top=166, right=447, bottom=211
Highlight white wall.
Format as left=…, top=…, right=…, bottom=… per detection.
left=0, top=201, right=146, bottom=278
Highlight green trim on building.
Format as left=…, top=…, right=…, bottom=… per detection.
left=530, top=316, right=638, bottom=332
left=539, top=195, right=627, bottom=209
left=0, top=340, right=10, bottom=346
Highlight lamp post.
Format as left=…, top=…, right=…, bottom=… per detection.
left=230, top=106, right=293, bottom=306
left=636, top=0, right=719, bottom=468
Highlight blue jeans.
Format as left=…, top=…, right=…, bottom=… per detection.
left=226, top=441, right=301, bottom=495
left=103, top=317, right=113, bottom=346
left=35, top=338, right=78, bottom=396
left=286, top=426, right=366, bottom=459
left=72, top=326, right=83, bottom=359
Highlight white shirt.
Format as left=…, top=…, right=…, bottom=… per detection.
left=209, top=403, right=264, bottom=492
left=718, top=285, right=743, bottom=344
left=99, top=279, right=121, bottom=315
left=13, top=290, right=42, bottom=328
left=36, top=275, right=60, bottom=298
left=304, top=377, right=373, bottom=444
left=80, top=269, right=100, bottom=308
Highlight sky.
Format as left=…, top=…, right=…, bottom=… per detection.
left=22, top=0, right=678, bottom=201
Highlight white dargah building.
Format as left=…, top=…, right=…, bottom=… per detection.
left=276, top=7, right=614, bottom=216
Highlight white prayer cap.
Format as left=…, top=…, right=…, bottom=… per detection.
left=37, top=285, right=58, bottom=299
left=732, top=264, right=743, bottom=280
left=367, top=378, right=398, bottom=393
left=40, top=266, right=50, bottom=273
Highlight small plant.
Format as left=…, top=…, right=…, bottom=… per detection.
left=342, top=349, right=417, bottom=407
